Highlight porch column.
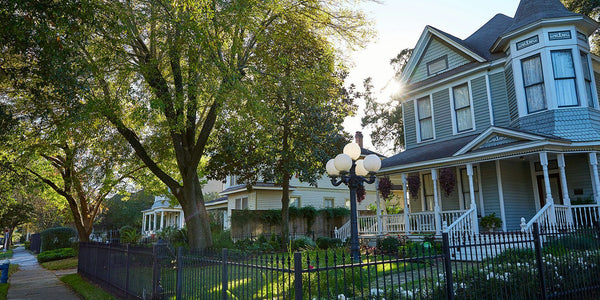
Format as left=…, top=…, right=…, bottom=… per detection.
left=431, top=169, right=441, bottom=235
left=540, top=152, right=556, bottom=224
left=375, top=178, right=383, bottom=235
left=180, top=211, right=184, bottom=228
left=466, top=164, right=480, bottom=234
left=589, top=152, right=600, bottom=205
left=142, top=214, right=146, bottom=233
left=160, top=211, right=165, bottom=230
left=557, top=153, right=573, bottom=225
left=153, top=212, right=157, bottom=231
left=402, top=173, right=410, bottom=234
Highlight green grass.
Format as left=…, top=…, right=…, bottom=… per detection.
left=41, top=257, right=78, bottom=270
left=0, top=264, right=20, bottom=300
left=0, top=250, right=13, bottom=260
left=60, top=274, right=116, bottom=300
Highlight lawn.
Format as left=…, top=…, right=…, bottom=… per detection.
left=60, top=274, right=116, bottom=300
left=0, top=250, right=13, bottom=261
left=41, top=257, right=78, bottom=270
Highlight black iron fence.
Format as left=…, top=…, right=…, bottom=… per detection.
left=79, top=223, right=600, bottom=299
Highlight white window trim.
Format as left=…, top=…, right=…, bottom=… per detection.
left=323, top=197, right=335, bottom=208
left=414, top=95, right=436, bottom=143
left=290, top=196, right=301, bottom=208
left=449, top=81, right=476, bottom=135
left=579, top=50, right=599, bottom=109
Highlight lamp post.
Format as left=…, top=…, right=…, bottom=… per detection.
left=326, top=142, right=381, bottom=261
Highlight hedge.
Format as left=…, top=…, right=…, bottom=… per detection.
left=37, top=247, right=77, bottom=263
left=41, top=227, right=77, bottom=252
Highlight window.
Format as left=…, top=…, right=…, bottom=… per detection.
left=417, top=96, right=433, bottom=141
left=522, top=55, right=546, bottom=113
left=345, top=199, right=350, bottom=209
left=235, top=197, right=248, bottom=209
left=324, top=198, right=334, bottom=208
left=422, top=173, right=434, bottom=211
left=427, top=56, right=448, bottom=76
left=551, top=50, right=578, bottom=107
left=289, top=197, right=301, bottom=208
left=452, top=84, right=473, bottom=132
left=581, top=52, right=595, bottom=108
left=460, top=167, right=480, bottom=214
left=229, top=175, right=238, bottom=186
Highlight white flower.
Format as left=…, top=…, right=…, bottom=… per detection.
left=337, top=294, right=346, bottom=300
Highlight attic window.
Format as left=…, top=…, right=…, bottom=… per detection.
left=427, top=56, right=448, bottom=76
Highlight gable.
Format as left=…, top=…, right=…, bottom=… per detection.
left=454, top=127, right=562, bottom=156
left=476, top=134, right=522, bottom=150
left=408, top=37, right=474, bottom=84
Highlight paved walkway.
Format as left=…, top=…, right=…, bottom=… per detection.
left=7, top=247, right=81, bottom=300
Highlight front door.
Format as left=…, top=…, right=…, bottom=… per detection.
left=536, top=174, right=563, bottom=206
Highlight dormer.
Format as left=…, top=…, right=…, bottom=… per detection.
left=493, top=0, right=599, bottom=118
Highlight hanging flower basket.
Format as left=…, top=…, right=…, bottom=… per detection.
left=407, top=175, right=420, bottom=198
left=378, top=176, right=393, bottom=200
left=439, top=167, right=456, bottom=197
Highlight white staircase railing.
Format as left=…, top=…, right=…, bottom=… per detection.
left=358, top=215, right=379, bottom=235
left=521, top=202, right=553, bottom=232
left=443, top=207, right=477, bottom=242
left=334, top=221, right=351, bottom=241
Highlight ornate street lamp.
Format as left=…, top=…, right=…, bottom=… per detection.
left=326, top=142, right=381, bottom=261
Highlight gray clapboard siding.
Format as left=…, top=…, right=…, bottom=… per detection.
left=409, top=37, right=471, bottom=84
left=565, top=154, right=594, bottom=201
left=505, top=64, right=519, bottom=122
left=479, top=162, right=500, bottom=218
left=404, top=101, right=417, bottom=149
left=595, top=72, right=600, bottom=101
left=471, top=76, right=491, bottom=130
left=440, top=170, right=460, bottom=211
left=489, top=72, right=511, bottom=127
left=433, top=89, right=452, bottom=139
left=500, top=160, right=536, bottom=230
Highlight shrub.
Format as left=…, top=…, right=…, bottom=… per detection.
left=316, top=237, right=331, bottom=249
left=119, top=226, right=141, bottom=244
left=320, top=207, right=350, bottom=218
left=23, top=241, right=30, bottom=250
left=37, top=248, right=77, bottom=263
left=40, top=227, right=77, bottom=252
left=493, top=248, right=535, bottom=264
left=291, top=236, right=316, bottom=251
left=377, top=236, right=400, bottom=254
left=158, top=226, right=188, bottom=248
left=212, top=230, right=235, bottom=249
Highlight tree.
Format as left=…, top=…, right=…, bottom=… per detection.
left=0, top=201, right=33, bottom=245
left=207, top=21, right=355, bottom=243
left=561, top=0, right=600, bottom=55
left=1, top=0, right=370, bottom=249
left=96, top=191, right=155, bottom=230
left=361, top=48, right=412, bottom=153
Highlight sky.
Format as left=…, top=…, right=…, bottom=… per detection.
left=343, top=0, right=522, bottom=154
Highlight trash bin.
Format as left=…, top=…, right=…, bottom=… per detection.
left=0, top=261, right=9, bottom=283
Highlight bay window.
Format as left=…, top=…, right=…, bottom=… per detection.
left=522, top=54, right=546, bottom=113
left=452, top=84, right=473, bottom=132
left=551, top=50, right=578, bottom=107
left=581, top=51, right=595, bottom=108
left=417, top=96, right=433, bottom=141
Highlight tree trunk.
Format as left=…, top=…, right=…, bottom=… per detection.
left=180, top=168, right=213, bottom=250
left=281, top=176, right=290, bottom=247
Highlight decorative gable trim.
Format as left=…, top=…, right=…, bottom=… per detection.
left=401, top=26, right=487, bottom=83
left=454, top=127, right=567, bottom=156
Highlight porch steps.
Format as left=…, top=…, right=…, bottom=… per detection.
left=447, top=232, right=534, bottom=261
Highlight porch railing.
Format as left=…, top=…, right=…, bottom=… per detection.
left=571, top=204, right=600, bottom=227
left=441, top=210, right=467, bottom=226
left=381, top=214, right=406, bottom=233
left=443, top=207, right=477, bottom=243
left=334, top=221, right=351, bottom=241
left=409, top=211, right=436, bottom=233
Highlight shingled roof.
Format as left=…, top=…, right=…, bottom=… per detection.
left=463, top=14, right=513, bottom=60
left=503, top=0, right=580, bottom=35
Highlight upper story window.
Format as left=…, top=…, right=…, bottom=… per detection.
left=235, top=197, right=248, bottom=209
left=324, top=197, right=334, bottom=208
left=522, top=54, right=546, bottom=113
left=417, top=96, right=434, bottom=141
left=452, top=84, right=473, bottom=132
left=551, top=50, right=578, bottom=107
left=580, top=51, right=596, bottom=108
left=427, top=56, right=448, bottom=76
left=289, top=197, right=301, bottom=208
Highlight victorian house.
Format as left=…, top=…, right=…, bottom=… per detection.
left=371, top=0, right=600, bottom=239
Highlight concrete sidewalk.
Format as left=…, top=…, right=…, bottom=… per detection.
left=7, top=247, right=81, bottom=300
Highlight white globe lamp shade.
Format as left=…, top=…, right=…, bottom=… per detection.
left=326, top=159, right=339, bottom=176
left=343, top=142, right=361, bottom=160
left=363, top=154, right=381, bottom=173
left=334, top=153, right=352, bottom=173
left=355, top=160, right=369, bottom=176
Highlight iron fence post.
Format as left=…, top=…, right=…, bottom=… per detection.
left=442, top=232, right=455, bottom=300
left=125, top=244, right=130, bottom=299
left=176, top=247, right=183, bottom=300
left=107, top=244, right=111, bottom=284
left=533, top=223, right=547, bottom=299
left=294, top=252, right=303, bottom=300
left=222, top=248, right=228, bottom=300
